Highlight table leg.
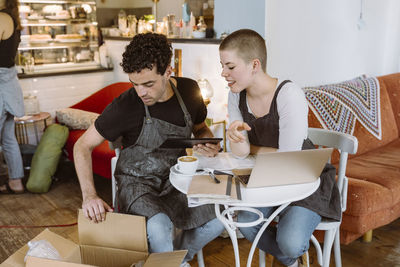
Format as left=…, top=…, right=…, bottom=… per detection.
left=246, top=202, right=290, bottom=267
left=33, top=122, right=39, bottom=144
left=23, top=124, right=29, bottom=144
left=214, top=204, right=241, bottom=267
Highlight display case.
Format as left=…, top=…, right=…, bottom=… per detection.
left=17, top=0, right=103, bottom=75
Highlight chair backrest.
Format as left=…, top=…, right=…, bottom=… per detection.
left=109, top=137, right=123, bottom=158
left=307, top=128, right=358, bottom=212
left=109, top=137, right=123, bottom=209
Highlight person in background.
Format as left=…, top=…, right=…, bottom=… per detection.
left=219, top=29, right=340, bottom=267
left=0, top=0, right=25, bottom=194
left=74, top=33, right=224, bottom=266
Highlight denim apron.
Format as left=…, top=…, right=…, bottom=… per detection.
left=115, top=80, right=215, bottom=230
left=239, top=80, right=341, bottom=221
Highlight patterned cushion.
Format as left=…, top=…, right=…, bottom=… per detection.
left=56, top=108, right=99, bottom=130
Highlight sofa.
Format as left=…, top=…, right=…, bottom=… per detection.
left=308, top=73, right=400, bottom=244
left=61, top=82, right=131, bottom=179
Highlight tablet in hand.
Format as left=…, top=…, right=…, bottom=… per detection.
left=159, top=138, right=222, bottom=148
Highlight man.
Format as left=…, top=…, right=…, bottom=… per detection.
left=73, top=33, right=224, bottom=265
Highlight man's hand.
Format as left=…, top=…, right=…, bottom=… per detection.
left=227, top=120, right=251, bottom=143
left=82, top=195, right=113, bottom=223
left=193, top=142, right=220, bottom=157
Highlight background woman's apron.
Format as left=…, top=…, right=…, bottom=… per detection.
left=115, top=81, right=215, bottom=230
left=239, top=80, right=341, bottom=221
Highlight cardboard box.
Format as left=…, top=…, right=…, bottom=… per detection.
left=1, top=210, right=186, bottom=267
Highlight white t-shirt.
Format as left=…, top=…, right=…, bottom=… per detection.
left=228, top=79, right=308, bottom=152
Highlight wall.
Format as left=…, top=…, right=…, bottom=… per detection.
left=265, top=0, right=400, bottom=86
left=214, top=0, right=265, bottom=38
left=156, top=0, right=184, bottom=22
left=20, top=71, right=115, bottom=118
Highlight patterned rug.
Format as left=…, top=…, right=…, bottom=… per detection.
left=303, top=76, right=381, bottom=139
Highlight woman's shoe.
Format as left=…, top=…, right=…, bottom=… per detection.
left=0, top=179, right=25, bottom=194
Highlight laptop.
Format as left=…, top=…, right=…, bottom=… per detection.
left=237, top=148, right=333, bottom=188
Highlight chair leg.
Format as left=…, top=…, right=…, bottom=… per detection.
left=310, top=235, right=322, bottom=266
left=259, top=249, right=266, bottom=267
left=197, top=249, right=205, bottom=267
left=322, top=229, right=336, bottom=267
left=333, top=230, right=342, bottom=267
left=111, top=157, right=117, bottom=208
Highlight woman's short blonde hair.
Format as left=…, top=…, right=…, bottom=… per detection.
left=219, top=29, right=267, bottom=72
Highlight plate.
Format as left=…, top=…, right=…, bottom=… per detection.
left=170, top=164, right=206, bottom=176
left=170, top=164, right=192, bottom=177
left=55, top=38, right=83, bottom=43
left=29, top=39, right=52, bottom=44
left=46, top=15, right=70, bottom=20
left=27, top=15, right=44, bottom=20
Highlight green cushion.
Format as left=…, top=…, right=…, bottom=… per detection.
left=26, top=124, right=69, bottom=193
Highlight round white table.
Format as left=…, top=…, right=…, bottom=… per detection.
left=170, top=168, right=320, bottom=267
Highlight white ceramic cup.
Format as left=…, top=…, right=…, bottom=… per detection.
left=177, top=156, right=198, bottom=175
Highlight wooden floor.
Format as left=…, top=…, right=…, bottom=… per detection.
left=1, top=158, right=400, bottom=266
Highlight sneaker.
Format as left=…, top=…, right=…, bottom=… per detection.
left=180, top=262, right=191, bottom=267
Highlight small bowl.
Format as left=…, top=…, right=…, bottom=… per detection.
left=192, top=31, right=206, bottom=38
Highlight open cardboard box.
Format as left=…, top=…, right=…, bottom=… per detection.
left=1, top=210, right=186, bottom=267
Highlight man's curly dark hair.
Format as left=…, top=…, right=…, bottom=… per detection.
left=121, top=33, right=172, bottom=75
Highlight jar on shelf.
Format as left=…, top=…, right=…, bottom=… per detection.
left=118, top=9, right=127, bottom=32
left=127, top=15, right=137, bottom=36
left=197, top=16, right=207, bottom=32
left=23, top=94, right=40, bottom=115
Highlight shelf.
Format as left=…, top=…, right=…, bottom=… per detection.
left=18, top=41, right=98, bottom=50
left=19, top=0, right=95, bottom=4
left=21, top=20, right=97, bottom=27
left=18, top=64, right=112, bottom=79
left=105, top=36, right=222, bottom=44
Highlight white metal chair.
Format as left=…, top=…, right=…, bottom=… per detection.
left=109, top=139, right=205, bottom=267
left=259, top=128, right=358, bottom=267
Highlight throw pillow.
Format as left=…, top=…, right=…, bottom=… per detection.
left=56, top=108, right=99, bottom=130
left=26, top=124, right=69, bottom=193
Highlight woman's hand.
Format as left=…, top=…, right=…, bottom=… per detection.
left=227, top=120, right=251, bottom=143
left=193, top=142, right=220, bottom=157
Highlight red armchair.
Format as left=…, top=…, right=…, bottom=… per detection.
left=62, top=82, right=131, bottom=179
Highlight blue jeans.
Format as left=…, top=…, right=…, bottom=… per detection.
left=0, top=111, right=24, bottom=180
left=238, top=206, right=321, bottom=266
left=147, top=213, right=225, bottom=262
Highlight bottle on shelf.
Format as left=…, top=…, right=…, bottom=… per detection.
left=189, top=12, right=195, bottom=37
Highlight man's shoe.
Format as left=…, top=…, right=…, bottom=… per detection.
left=180, top=262, right=191, bottom=267
left=298, top=253, right=308, bottom=267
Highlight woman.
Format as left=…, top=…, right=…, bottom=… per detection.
left=219, top=29, right=340, bottom=267
left=0, top=0, right=25, bottom=193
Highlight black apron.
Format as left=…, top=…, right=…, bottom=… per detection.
left=114, top=80, right=215, bottom=230
left=239, top=80, right=341, bottom=221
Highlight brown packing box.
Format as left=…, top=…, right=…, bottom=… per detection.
left=1, top=210, right=186, bottom=267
